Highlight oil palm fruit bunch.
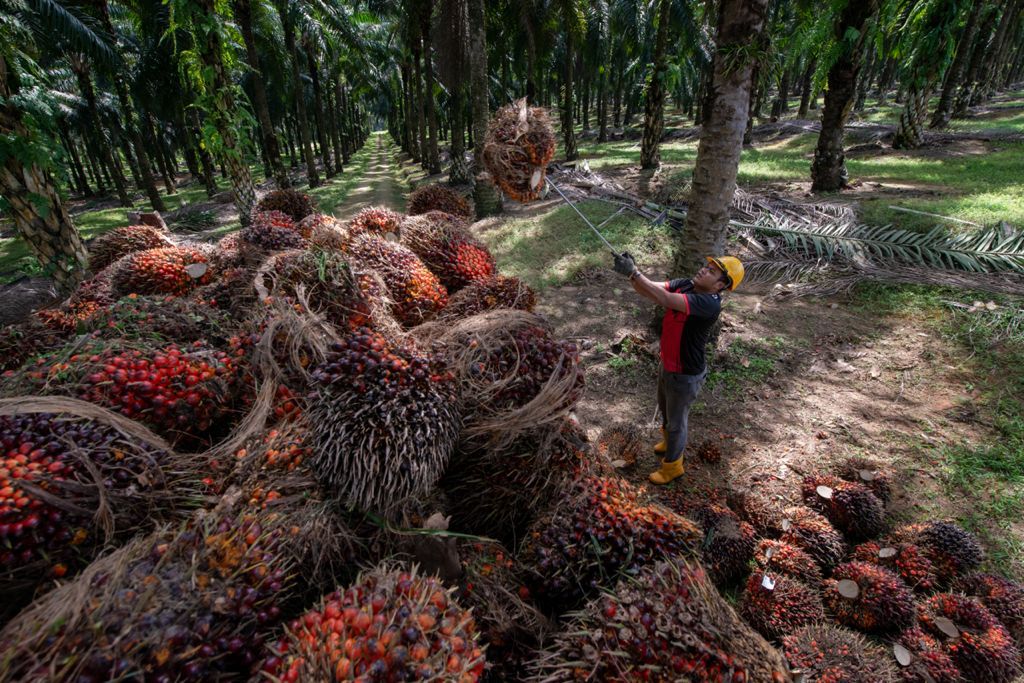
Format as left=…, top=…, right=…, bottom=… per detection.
left=801, top=474, right=885, bottom=541
left=918, top=592, right=1021, bottom=683
left=242, top=211, right=306, bottom=251
left=691, top=503, right=756, bottom=587
left=894, top=627, right=962, bottom=683
left=407, top=184, right=473, bottom=218
left=303, top=214, right=348, bottom=249
left=520, top=475, right=701, bottom=612
left=347, top=234, right=448, bottom=326
left=35, top=299, right=102, bottom=333
left=438, top=275, right=537, bottom=321
left=260, top=566, right=486, bottom=683
left=782, top=623, right=899, bottom=683
left=255, top=188, right=316, bottom=221
left=728, top=488, right=788, bottom=538
left=455, top=540, right=548, bottom=680
left=482, top=100, right=556, bottom=202
left=0, top=411, right=172, bottom=611
left=753, top=539, right=823, bottom=586
left=400, top=212, right=496, bottom=293
left=852, top=541, right=939, bottom=593
left=891, top=520, right=984, bottom=584
left=0, top=494, right=339, bottom=682
left=110, top=246, right=214, bottom=297
left=347, top=206, right=403, bottom=241
left=73, top=263, right=119, bottom=306
left=87, top=224, right=171, bottom=273
left=15, top=338, right=247, bottom=446
left=196, top=265, right=258, bottom=315
left=83, top=295, right=233, bottom=346
left=955, top=573, right=1024, bottom=642
left=441, top=421, right=592, bottom=546
left=264, top=249, right=379, bottom=332
left=307, top=327, right=460, bottom=512
left=739, top=571, right=825, bottom=641
left=823, top=561, right=917, bottom=634
left=780, top=505, right=846, bottom=571
left=595, top=424, right=646, bottom=469
left=529, top=559, right=791, bottom=683
left=0, top=319, right=67, bottom=373
left=836, top=456, right=893, bottom=504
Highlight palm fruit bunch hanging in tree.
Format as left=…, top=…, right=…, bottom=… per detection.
left=307, top=327, right=460, bottom=512
left=482, top=99, right=556, bottom=202
left=407, top=183, right=474, bottom=218
left=528, top=559, right=792, bottom=683
left=891, top=520, right=984, bottom=584
left=801, top=474, right=885, bottom=541
left=753, top=539, right=823, bottom=586
left=822, top=561, right=917, bottom=634
left=260, top=565, right=486, bottom=683
left=438, top=275, right=537, bottom=321
left=917, top=592, right=1021, bottom=683
left=0, top=408, right=174, bottom=614
left=110, top=245, right=214, bottom=297
left=0, top=492, right=354, bottom=683
left=87, top=224, right=171, bottom=273
left=782, top=623, right=899, bottom=683
left=346, top=234, right=448, bottom=326
left=242, top=210, right=307, bottom=251
left=852, top=541, right=939, bottom=593
left=779, top=505, right=846, bottom=571
left=955, top=573, right=1024, bottom=643
left=255, top=188, right=317, bottom=221
left=690, top=503, right=756, bottom=587
left=441, top=420, right=593, bottom=546
left=454, top=540, right=549, bottom=680
left=739, top=571, right=825, bottom=641
left=347, top=205, right=403, bottom=242
left=836, top=456, right=893, bottom=504
left=520, top=475, right=701, bottom=612
left=893, top=626, right=962, bottom=683
left=12, top=338, right=248, bottom=446
left=400, top=211, right=496, bottom=292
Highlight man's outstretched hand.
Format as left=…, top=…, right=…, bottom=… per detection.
left=613, top=251, right=637, bottom=277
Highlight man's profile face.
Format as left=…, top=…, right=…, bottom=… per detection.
left=694, top=262, right=728, bottom=292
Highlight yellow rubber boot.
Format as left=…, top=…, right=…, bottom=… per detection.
left=649, top=458, right=685, bottom=485
left=653, top=428, right=668, bottom=455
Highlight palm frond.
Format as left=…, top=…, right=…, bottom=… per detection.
left=24, top=0, right=119, bottom=69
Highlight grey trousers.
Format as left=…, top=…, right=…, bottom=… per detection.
left=657, top=366, right=707, bottom=463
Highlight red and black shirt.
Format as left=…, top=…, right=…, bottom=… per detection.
left=660, top=279, right=721, bottom=375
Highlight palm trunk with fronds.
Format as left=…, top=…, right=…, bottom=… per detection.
left=930, top=0, right=983, bottom=129
left=420, top=0, right=442, bottom=175
left=277, top=0, right=320, bottom=187
left=468, top=0, right=501, bottom=216
left=305, top=38, right=333, bottom=177
left=70, top=57, right=132, bottom=207
left=1, top=58, right=87, bottom=293
left=560, top=0, right=578, bottom=161
left=640, top=0, right=671, bottom=169
left=675, top=0, right=769, bottom=275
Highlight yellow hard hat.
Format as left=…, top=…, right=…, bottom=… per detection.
left=706, top=255, right=744, bottom=291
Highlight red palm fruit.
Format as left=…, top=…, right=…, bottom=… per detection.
left=264, top=566, right=485, bottom=682
left=836, top=456, right=893, bottom=504
left=918, top=592, right=1021, bottom=683
left=823, top=561, right=917, bottom=634
left=955, top=572, right=1024, bottom=642
left=407, top=184, right=473, bottom=218
left=780, top=505, right=846, bottom=571
left=35, top=299, right=102, bottom=332
left=727, top=488, right=788, bottom=538
left=438, top=275, right=537, bottom=321
left=400, top=212, right=496, bottom=292
left=853, top=541, right=939, bottom=593
left=690, top=503, right=756, bottom=587
left=739, top=571, right=825, bottom=641
left=530, top=560, right=791, bottom=682
left=891, top=520, right=984, bottom=584
left=346, top=234, right=448, bottom=326
left=482, top=101, right=556, bottom=203
left=753, top=539, right=823, bottom=586
left=87, top=225, right=171, bottom=272
left=520, top=475, right=702, bottom=613
left=802, top=474, right=885, bottom=541
left=347, top=206, right=403, bottom=240
left=255, top=188, right=317, bottom=220
left=110, top=246, right=214, bottom=297
left=241, top=211, right=306, bottom=251
left=782, top=623, right=899, bottom=683
left=894, top=627, right=962, bottom=683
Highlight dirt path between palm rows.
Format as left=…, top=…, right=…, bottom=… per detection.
left=334, top=133, right=406, bottom=220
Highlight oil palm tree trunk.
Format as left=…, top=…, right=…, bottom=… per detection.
left=930, top=0, right=983, bottom=129
left=420, top=0, right=442, bottom=174
left=71, top=57, right=132, bottom=207
left=640, top=0, right=672, bottom=169
left=560, top=0, right=578, bottom=161
left=276, top=0, right=319, bottom=187
left=675, top=0, right=769, bottom=275
left=468, top=0, right=501, bottom=217
left=305, top=38, right=333, bottom=177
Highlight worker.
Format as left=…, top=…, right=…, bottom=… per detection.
left=612, top=252, right=744, bottom=485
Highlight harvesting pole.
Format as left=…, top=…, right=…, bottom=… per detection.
left=545, top=178, right=620, bottom=256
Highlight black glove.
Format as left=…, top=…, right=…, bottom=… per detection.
left=613, top=251, right=637, bottom=277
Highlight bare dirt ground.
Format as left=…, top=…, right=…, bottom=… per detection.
left=335, top=134, right=406, bottom=218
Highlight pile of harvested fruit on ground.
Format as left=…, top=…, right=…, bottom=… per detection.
left=3, top=180, right=1024, bottom=683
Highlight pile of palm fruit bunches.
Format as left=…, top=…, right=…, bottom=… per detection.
left=1, top=178, right=1023, bottom=683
